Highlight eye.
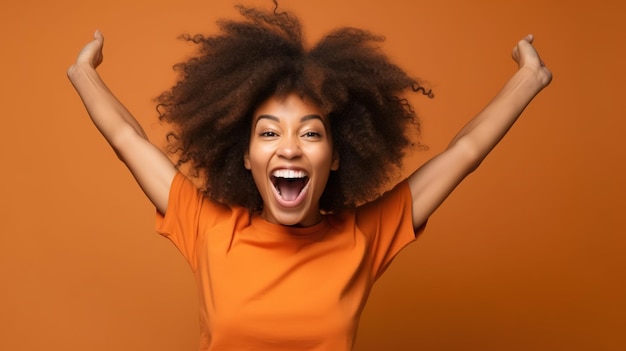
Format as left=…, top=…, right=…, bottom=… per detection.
left=302, top=131, right=322, bottom=138
left=259, top=131, right=278, bottom=138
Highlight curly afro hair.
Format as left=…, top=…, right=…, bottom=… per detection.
left=156, top=1, right=433, bottom=212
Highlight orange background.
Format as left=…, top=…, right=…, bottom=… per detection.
left=1, top=0, right=624, bottom=350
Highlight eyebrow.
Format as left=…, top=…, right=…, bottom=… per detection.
left=255, top=114, right=324, bottom=126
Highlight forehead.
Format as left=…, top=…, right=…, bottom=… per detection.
left=253, top=93, right=326, bottom=122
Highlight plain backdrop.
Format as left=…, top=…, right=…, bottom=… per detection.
left=1, top=0, right=624, bottom=350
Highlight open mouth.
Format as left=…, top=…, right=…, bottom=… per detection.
left=270, top=169, right=309, bottom=202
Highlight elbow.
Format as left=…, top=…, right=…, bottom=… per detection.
left=109, top=126, right=146, bottom=161
left=449, top=139, right=485, bottom=174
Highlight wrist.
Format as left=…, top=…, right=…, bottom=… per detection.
left=67, top=61, right=97, bottom=83
left=516, top=65, right=552, bottom=91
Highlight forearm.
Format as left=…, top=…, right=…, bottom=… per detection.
left=68, top=62, right=148, bottom=147
left=448, top=67, right=549, bottom=166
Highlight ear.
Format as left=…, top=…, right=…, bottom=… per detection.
left=331, top=150, right=340, bottom=171
left=244, top=151, right=251, bottom=170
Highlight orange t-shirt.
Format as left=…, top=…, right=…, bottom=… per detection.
left=157, top=172, right=419, bottom=351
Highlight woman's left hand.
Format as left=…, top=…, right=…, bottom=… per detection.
left=512, top=34, right=553, bottom=87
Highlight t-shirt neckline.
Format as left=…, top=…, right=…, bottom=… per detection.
left=250, top=213, right=330, bottom=238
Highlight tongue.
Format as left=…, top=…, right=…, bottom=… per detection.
left=276, top=178, right=306, bottom=201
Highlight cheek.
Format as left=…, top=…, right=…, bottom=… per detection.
left=246, top=154, right=268, bottom=184
left=313, top=145, right=335, bottom=167
left=244, top=153, right=251, bottom=170
left=245, top=140, right=266, bottom=170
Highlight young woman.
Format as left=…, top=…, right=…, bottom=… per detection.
left=68, top=4, right=551, bottom=350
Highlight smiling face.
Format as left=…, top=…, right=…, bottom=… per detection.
left=244, top=93, right=339, bottom=227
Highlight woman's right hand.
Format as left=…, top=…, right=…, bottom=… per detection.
left=68, top=30, right=104, bottom=75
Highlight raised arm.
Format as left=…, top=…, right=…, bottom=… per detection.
left=67, top=31, right=176, bottom=214
left=408, top=35, right=552, bottom=229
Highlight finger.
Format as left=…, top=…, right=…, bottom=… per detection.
left=514, top=34, right=534, bottom=58
left=512, top=45, right=520, bottom=62
left=94, top=29, right=104, bottom=51
left=523, top=33, right=534, bottom=44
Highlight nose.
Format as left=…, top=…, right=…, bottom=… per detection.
left=277, top=134, right=302, bottom=159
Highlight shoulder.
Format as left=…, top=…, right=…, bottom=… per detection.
left=161, top=171, right=240, bottom=229
left=325, top=180, right=413, bottom=236
left=357, top=180, right=412, bottom=220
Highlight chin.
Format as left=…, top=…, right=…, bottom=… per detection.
left=274, top=213, right=308, bottom=227
left=265, top=207, right=320, bottom=227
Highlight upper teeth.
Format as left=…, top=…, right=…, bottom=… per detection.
left=272, top=169, right=307, bottom=179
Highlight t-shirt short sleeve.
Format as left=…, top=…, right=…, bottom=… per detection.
left=156, top=172, right=228, bottom=270
left=355, top=180, right=422, bottom=280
